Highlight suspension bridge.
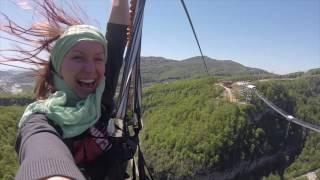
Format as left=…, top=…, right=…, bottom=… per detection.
left=246, top=84, right=320, bottom=133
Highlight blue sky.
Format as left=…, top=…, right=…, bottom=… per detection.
left=0, top=0, right=319, bottom=74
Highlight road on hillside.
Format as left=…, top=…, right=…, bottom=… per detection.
left=217, top=83, right=236, bottom=103
left=295, top=169, right=320, bottom=180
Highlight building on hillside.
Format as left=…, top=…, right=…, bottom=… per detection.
left=235, top=81, right=249, bottom=86
left=222, top=81, right=233, bottom=88
left=11, top=84, right=23, bottom=94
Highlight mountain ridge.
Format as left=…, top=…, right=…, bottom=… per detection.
left=1, top=56, right=319, bottom=87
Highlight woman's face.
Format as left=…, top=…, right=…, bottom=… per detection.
left=60, top=41, right=106, bottom=99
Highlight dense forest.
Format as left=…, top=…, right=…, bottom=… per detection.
left=140, top=56, right=273, bottom=85
left=0, top=93, right=33, bottom=179
left=0, top=106, right=25, bottom=179
left=0, top=93, right=33, bottom=106
left=0, top=74, right=319, bottom=179
left=257, top=76, right=320, bottom=179
left=140, top=76, right=320, bottom=179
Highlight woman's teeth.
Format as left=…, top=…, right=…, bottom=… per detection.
left=77, top=79, right=96, bottom=88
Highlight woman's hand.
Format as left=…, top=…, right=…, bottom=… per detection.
left=109, top=0, right=130, bottom=25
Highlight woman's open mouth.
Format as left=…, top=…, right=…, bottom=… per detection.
left=77, top=79, right=97, bottom=90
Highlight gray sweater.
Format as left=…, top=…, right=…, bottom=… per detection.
left=15, top=23, right=127, bottom=180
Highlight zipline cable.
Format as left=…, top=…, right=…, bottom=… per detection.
left=180, top=0, right=209, bottom=75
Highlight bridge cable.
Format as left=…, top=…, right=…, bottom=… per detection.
left=254, top=90, right=320, bottom=133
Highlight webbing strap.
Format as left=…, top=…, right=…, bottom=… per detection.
left=116, top=0, right=145, bottom=120
left=112, top=0, right=153, bottom=179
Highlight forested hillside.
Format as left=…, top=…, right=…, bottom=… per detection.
left=0, top=93, right=33, bottom=179
left=0, top=106, right=24, bottom=179
left=141, top=78, right=257, bottom=179
left=141, top=56, right=274, bottom=84
left=141, top=76, right=320, bottom=179
left=0, top=93, right=34, bottom=106
left=255, top=75, right=320, bottom=179
left=0, top=56, right=274, bottom=88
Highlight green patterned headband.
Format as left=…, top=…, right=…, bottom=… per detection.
left=51, top=25, right=108, bottom=74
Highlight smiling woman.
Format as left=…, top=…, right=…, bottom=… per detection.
left=61, top=41, right=106, bottom=99
left=1, top=0, right=130, bottom=179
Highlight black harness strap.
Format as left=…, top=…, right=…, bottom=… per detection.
left=113, top=0, right=153, bottom=179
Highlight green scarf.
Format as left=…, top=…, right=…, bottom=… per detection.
left=19, top=25, right=108, bottom=138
